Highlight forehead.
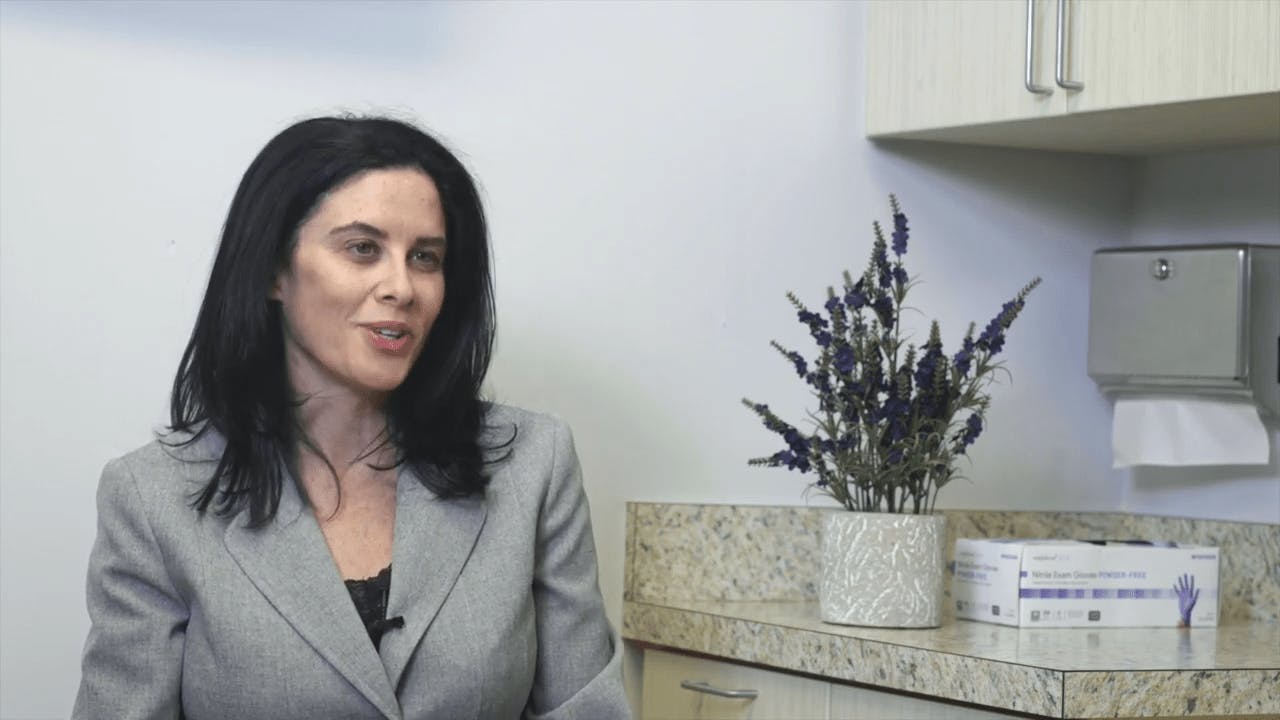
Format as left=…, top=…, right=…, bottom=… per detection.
left=307, top=167, right=444, bottom=233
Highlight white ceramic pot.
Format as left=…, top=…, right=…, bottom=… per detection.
left=819, top=510, right=946, bottom=628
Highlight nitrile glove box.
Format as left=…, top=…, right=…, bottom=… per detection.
left=952, top=539, right=1219, bottom=628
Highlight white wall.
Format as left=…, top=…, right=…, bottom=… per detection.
left=1121, top=146, right=1280, bottom=523
left=7, top=0, right=1257, bottom=716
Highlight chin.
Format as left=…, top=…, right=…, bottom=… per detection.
left=371, top=378, right=409, bottom=394
left=357, top=371, right=411, bottom=394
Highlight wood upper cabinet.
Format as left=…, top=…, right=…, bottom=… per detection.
left=866, top=0, right=1064, bottom=135
left=1068, top=0, right=1280, bottom=112
left=866, top=0, right=1280, bottom=154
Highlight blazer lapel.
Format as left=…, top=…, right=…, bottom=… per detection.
left=223, top=469, right=401, bottom=720
left=381, top=465, right=487, bottom=693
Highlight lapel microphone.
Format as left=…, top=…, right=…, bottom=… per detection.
left=371, top=616, right=405, bottom=634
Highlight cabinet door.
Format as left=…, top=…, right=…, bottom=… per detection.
left=1069, top=0, right=1280, bottom=113
left=641, top=649, right=829, bottom=720
left=829, top=682, right=1020, bottom=720
left=866, top=0, right=1065, bottom=135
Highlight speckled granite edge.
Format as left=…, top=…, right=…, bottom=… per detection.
left=624, top=504, right=1280, bottom=623
left=625, top=503, right=637, bottom=599
left=625, top=504, right=822, bottom=603
left=1063, top=669, right=1280, bottom=718
left=624, top=601, right=1064, bottom=717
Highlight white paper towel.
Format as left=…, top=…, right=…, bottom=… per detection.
left=1112, top=396, right=1271, bottom=468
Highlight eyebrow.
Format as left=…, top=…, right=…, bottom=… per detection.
left=329, top=221, right=446, bottom=247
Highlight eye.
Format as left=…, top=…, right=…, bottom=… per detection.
left=348, top=241, right=378, bottom=258
left=413, top=249, right=443, bottom=269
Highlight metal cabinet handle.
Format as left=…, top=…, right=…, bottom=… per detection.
left=1025, top=0, right=1053, bottom=94
left=679, top=680, right=760, bottom=700
left=1055, top=0, right=1084, bottom=90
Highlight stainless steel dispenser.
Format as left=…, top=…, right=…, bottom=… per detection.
left=1087, top=244, right=1279, bottom=417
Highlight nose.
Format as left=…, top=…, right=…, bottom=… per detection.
left=376, top=259, right=415, bottom=307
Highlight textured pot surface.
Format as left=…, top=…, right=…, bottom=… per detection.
left=819, top=511, right=946, bottom=628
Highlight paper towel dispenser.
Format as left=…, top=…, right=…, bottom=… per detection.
left=1087, top=244, right=1279, bottom=417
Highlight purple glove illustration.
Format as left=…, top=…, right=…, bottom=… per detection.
left=1174, top=573, right=1199, bottom=628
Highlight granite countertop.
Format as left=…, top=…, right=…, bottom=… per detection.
left=623, top=504, right=1280, bottom=718
left=624, top=598, right=1279, bottom=718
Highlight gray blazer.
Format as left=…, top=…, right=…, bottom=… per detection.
left=73, top=405, right=629, bottom=719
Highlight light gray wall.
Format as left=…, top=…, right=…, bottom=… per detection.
left=4, top=1, right=1268, bottom=717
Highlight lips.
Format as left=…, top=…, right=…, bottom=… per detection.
left=363, top=321, right=411, bottom=337
left=366, top=328, right=410, bottom=353
left=362, top=322, right=413, bottom=354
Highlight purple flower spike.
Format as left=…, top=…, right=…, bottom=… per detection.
left=834, top=344, right=855, bottom=375
left=783, top=428, right=808, bottom=451
left=953, top=336, right=975, bottom=374
left=961, top=413, right=983, bottom=447
left=892, top=212, right=908, bottom=256
left=774, top=448, right=810, bottom=472
left=872, top=295, right=895, bottom=329
left=845, top=284, right=868, bottom=310
left=977, top=316, right=1003, bottom=353
left=788, top=351, right=808, bottom=378
left=797, top=309, right=827, bottom=328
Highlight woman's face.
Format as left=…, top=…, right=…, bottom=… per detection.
left=271, top=167, right=446, bottom=399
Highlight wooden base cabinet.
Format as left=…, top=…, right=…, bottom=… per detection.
left=640, top=649, right=1018, bottom=720
left=640, top=649, right=828, bottom=720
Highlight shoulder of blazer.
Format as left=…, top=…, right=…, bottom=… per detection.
left=481, top=402, right=565, bottom=445
left=478, top=403, right=576, bottom=509
left=481, top=403, right=572, bottom=468
left=105, top=426, right=228, bottom=524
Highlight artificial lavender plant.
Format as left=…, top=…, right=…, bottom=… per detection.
left=743, top=196, right=1041, bottom=514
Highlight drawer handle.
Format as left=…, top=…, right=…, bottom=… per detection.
left=679, top=680, right=760, bottom=700
left=1055, top=0, right=1084, bottom=90
left=1024, top=0, right=1053, bottom=94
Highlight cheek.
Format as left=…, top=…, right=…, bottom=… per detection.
left=283, top=270, right=359, bottom=342
left=421, top=276, right=447, bottom=322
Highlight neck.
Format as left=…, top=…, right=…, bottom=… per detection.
left=291, top=386, right=394, bottom=471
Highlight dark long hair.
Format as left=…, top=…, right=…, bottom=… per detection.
left=165, top=115, right=506, bottom=526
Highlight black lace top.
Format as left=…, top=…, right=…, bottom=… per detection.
left=343, top=565, right=403, bottom=650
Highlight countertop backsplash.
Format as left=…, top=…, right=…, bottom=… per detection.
left=624, top=503, right=1280, bottom=623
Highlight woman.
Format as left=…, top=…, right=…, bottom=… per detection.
left=73, top=116, right=629, bottom=719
